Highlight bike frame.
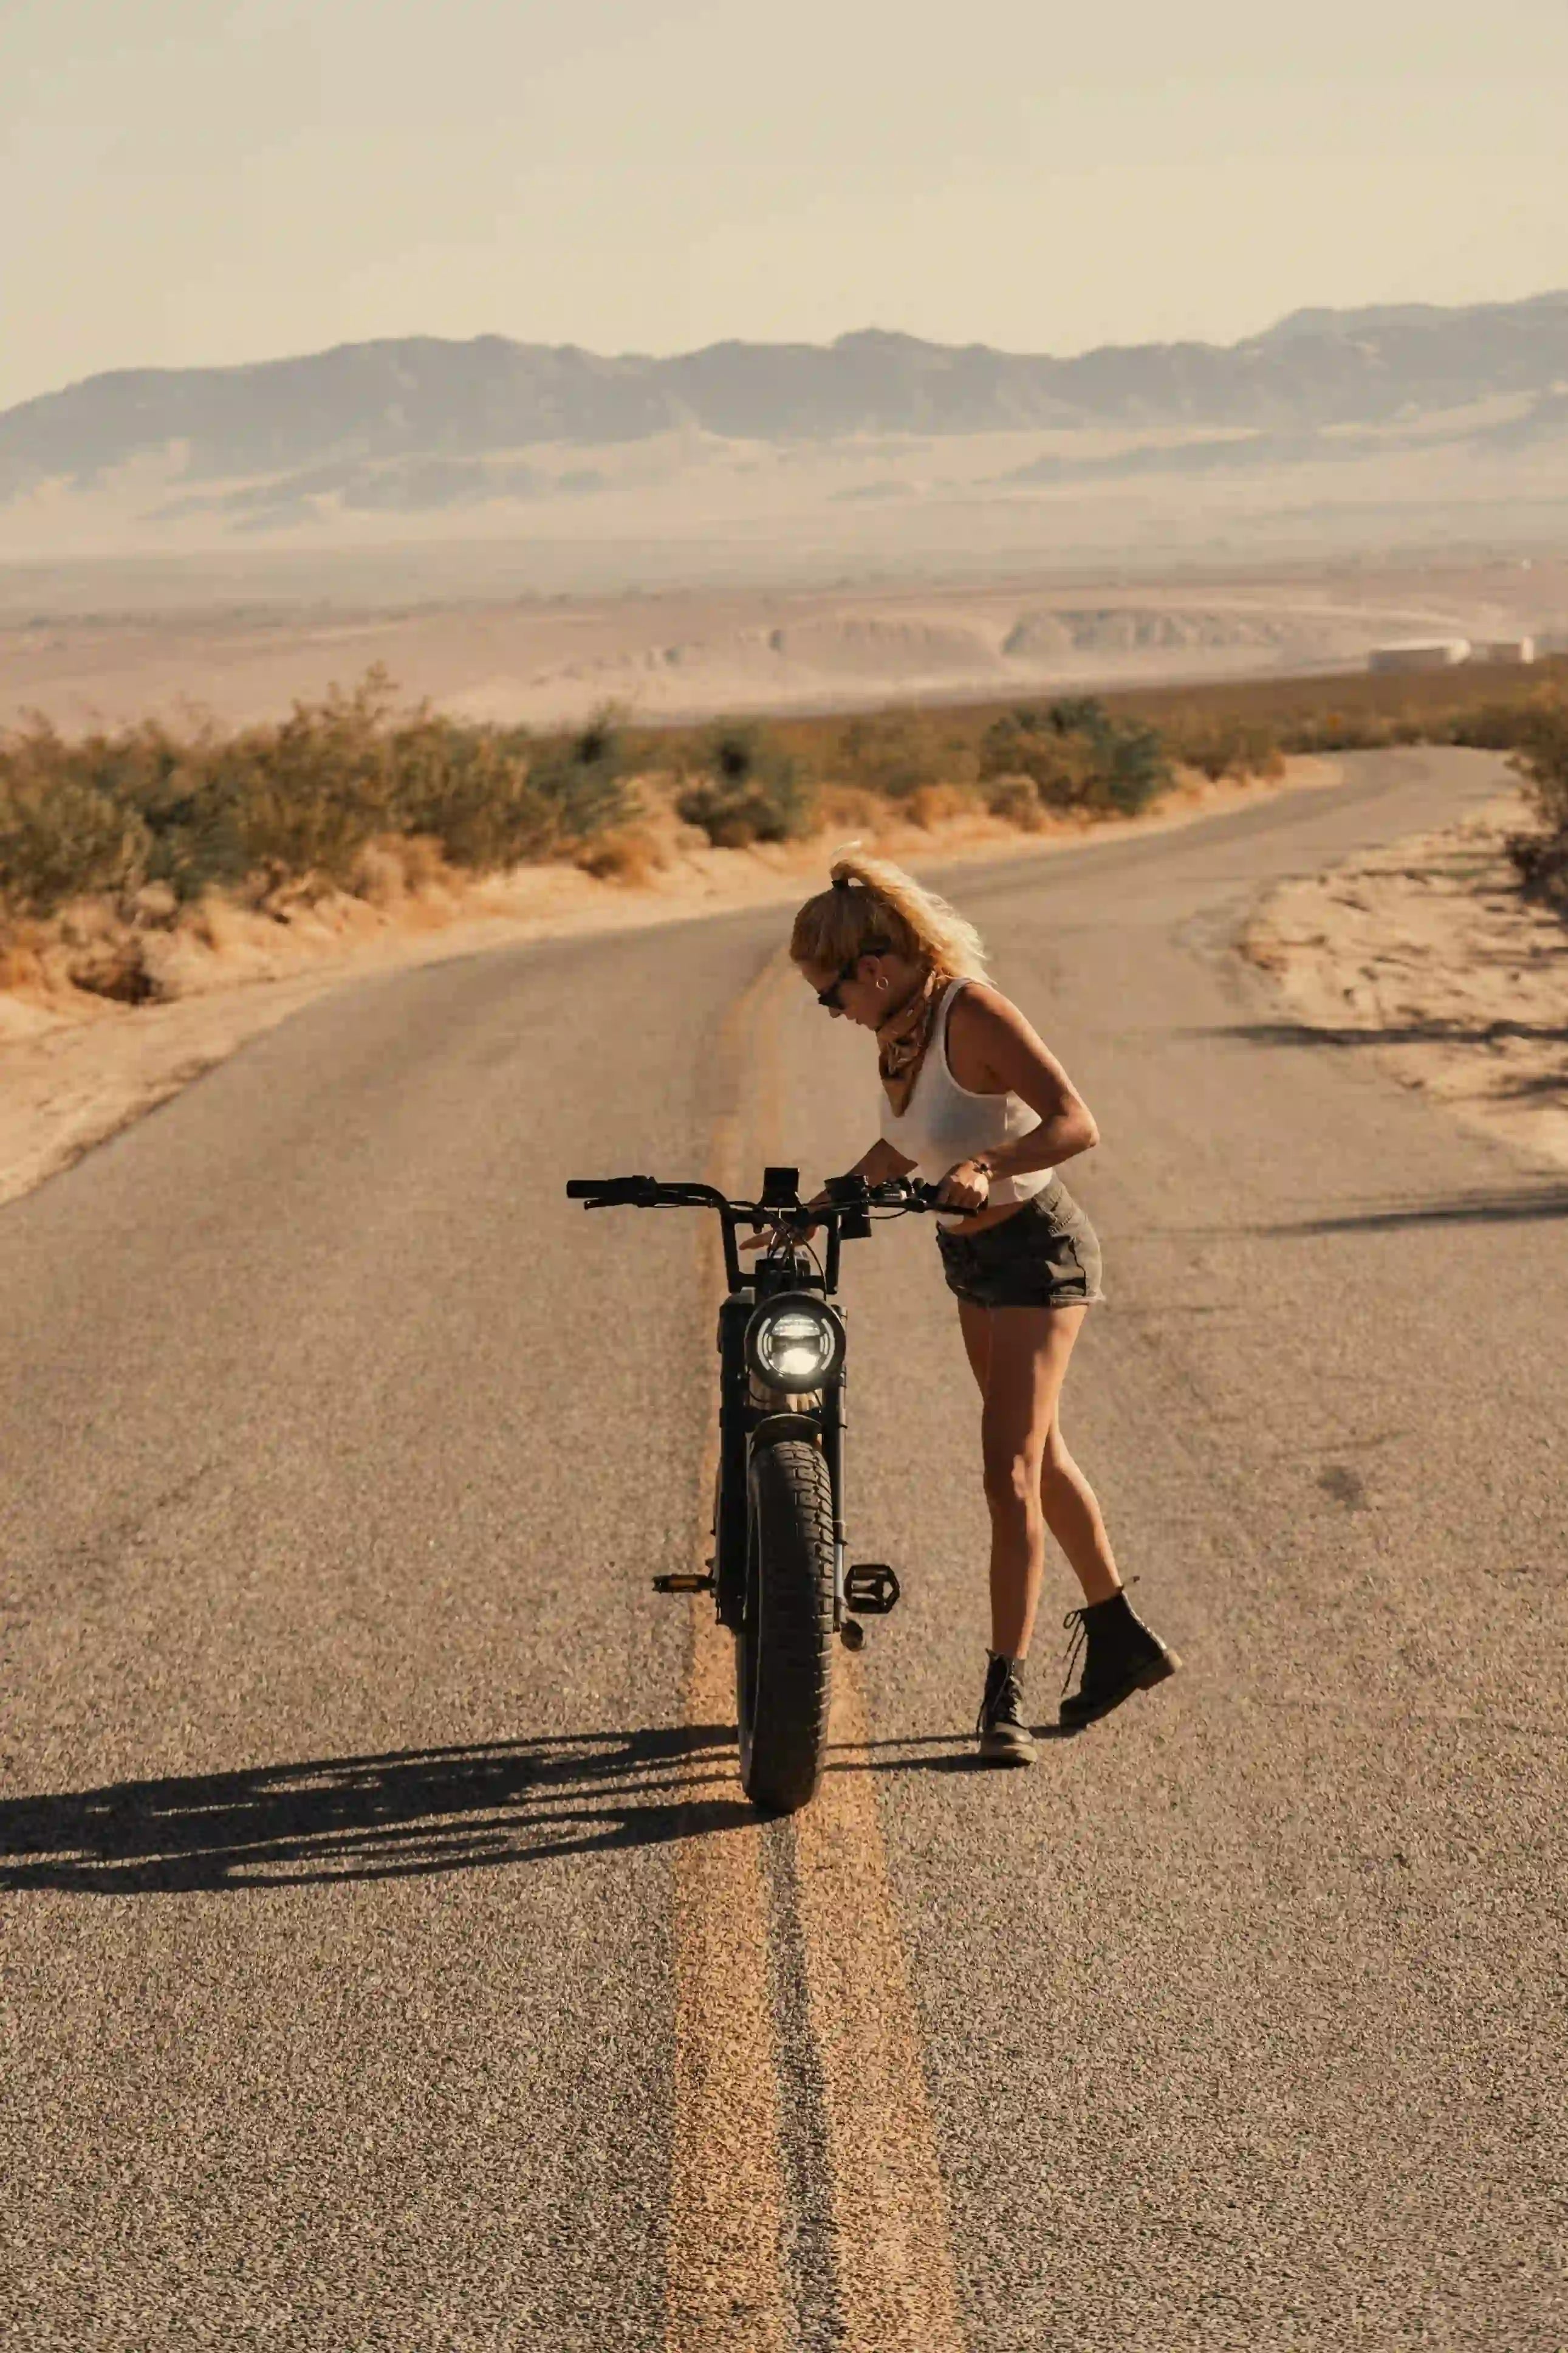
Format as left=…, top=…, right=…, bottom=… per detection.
left=566, top=1166, right=955, bottom=1631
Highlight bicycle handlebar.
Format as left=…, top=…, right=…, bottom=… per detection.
left=564, top=1173, right=970, bottom=1217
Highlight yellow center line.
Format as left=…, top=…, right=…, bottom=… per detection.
left=665, top=943, right=967, bottom=2352
left=793, top=1665, right=968, bottom=2352
left=665, top=953, right=793, bottom=2353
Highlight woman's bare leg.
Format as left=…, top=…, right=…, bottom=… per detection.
left=956, top=1300, right=1122, bottom=1644
left=965, top=1303, right=1086, bottom=1660
left=1040, top=1415, right=1123, bottom=1607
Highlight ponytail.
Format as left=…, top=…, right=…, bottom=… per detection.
left=789, top=843, right=988, bottom=981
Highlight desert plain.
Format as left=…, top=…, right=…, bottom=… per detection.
left=3, top=552, right=1566, bottom=738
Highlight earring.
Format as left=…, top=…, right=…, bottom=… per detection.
left=875, top=975, right=889, bottom=992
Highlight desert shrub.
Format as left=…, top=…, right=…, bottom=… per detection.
left=1273, top=709, right=1392, bottom=756
left=112, top=726, right=253, bottom=899
left=0, top=722, right=150, bottom=915
left=676, top=720, right=815, bottom=848
left=0, top=673, right=645, bottom=935
left=815, top=781, right=886, bottom=832
left=981, top=699, right=1170, bottom=816
left=1163, top=712, right=1286, bottom=781
left=1507, top=693, right=1568, bottom=910
left=573, top=825, right=666, bottom=885
left=1445, top=699, right=1547, bottom=754
left=1079, top=707, right=1171, bottom=814
left=835, top=712, right=946, bottom=801
left=979, top=709, right=1097, bottom=808
left=902, top=781, right=981, bottom=830
left=382, top=715, right=555, bottom=870
left=229, top=670, right=409, bottom=887
left=984, top=774, right=1048, bottom=831
left=523, top=710, right=633, bottom=844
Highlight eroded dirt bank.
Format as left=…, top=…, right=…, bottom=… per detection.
left=1244, top=788, right=1568, bottom=1174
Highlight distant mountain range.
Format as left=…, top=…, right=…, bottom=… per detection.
left=5, top=292, right=1568, bottom=500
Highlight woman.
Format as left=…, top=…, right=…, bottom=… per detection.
left=789, top=848, right=1179, bottom=1766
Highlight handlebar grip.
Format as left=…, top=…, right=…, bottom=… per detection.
left=911, top=1180, right=977, bottom=1215
left=566, top=1176, right=648, bottom=1202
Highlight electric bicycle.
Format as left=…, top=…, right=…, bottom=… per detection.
left=563, top=1167, right=958, bottom=1812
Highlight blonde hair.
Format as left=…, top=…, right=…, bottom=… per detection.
left=789, top=842, right=988, bottom=981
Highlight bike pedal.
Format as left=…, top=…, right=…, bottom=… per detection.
left=844, top=1562, right=900, bottom=1615
left=652, top=1573, right=716, bottom=1595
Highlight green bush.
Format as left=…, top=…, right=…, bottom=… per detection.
left=676, top=720, right=815, bottom=847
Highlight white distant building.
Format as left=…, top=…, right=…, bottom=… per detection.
left=1471, top=637, right=1536, bottom=665
left=1369, top=639, right=1472, bottom=673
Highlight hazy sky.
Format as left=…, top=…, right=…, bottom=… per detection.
left=4, top=0, right=1567, bottom=410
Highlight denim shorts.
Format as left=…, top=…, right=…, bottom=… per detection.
left=936, top=1176, right=1105, bottom=1311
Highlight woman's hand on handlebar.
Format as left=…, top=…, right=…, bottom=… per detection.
left=936, top=1156, right=992, bottom=1215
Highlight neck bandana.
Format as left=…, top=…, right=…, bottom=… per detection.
left=877, top=966, right=953, bottom=1116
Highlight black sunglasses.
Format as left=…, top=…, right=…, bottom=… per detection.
left=816, top=937, right=892, bottom=1011
left=816, top=955, right=861, bottom=1012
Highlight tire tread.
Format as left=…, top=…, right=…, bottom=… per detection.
left=738, top=1438, right=836, bottom=1812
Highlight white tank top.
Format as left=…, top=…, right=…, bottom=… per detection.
left=878, top=977, right=1053, bottom=1228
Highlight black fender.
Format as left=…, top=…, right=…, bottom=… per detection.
left=749, top=1411, right=823, bottom=1447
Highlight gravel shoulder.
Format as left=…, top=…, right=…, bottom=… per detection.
left=1243, top=786, right=1568, bottom=1173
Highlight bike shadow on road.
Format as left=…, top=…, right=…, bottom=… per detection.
left=0, top=1725, right=757, bottom=1896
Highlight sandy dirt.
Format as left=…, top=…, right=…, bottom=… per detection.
left=0, top=759, right=1342, bottom=1207
left=4, top=562, right=1558, bottom=736
left=1244, top=789, right=1568, bottom=1173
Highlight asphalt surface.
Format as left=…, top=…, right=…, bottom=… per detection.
left=2, top=749, right=1565, bottom=2351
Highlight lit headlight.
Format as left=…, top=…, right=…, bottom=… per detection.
left=744, top=1294, right=844, bottom=1392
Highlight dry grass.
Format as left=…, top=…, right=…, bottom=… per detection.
left=6, top=660, right=1566, bottom=999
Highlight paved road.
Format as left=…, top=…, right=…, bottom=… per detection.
left=2, top=751, right=1564, bottom=2351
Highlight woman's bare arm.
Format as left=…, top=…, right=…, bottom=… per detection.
left=946, top=986, right=1099, bottom=1178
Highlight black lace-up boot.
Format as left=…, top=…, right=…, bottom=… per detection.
left=1059, top=1588, right=1180, bottom=1730
left=976, top=1652, right=1036, bottom=1767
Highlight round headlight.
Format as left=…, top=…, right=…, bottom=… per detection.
left=744, top=1294, right=844, bottom=1392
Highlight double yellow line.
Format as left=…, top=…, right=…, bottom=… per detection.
left=663, top=951, right=967, bottom=2352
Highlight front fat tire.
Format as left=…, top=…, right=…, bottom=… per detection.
left=736, top=1437, right=837, bottom=1814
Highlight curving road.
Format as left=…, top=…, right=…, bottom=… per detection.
left=2, top=750, right=1564, bottom=2351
